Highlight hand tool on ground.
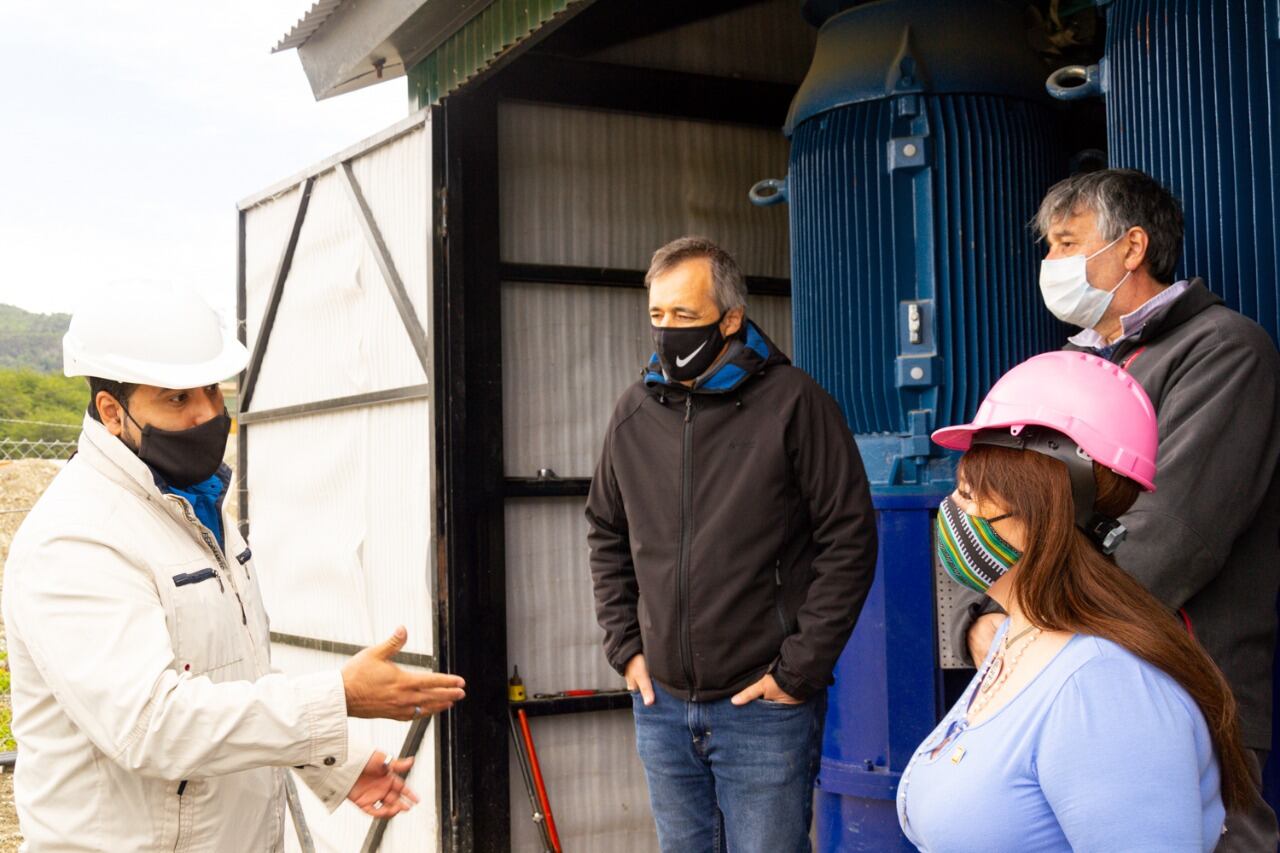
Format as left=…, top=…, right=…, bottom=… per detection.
left=517, top=707, right=562, bottom=853
left=509, top=706, right=555, bottom=852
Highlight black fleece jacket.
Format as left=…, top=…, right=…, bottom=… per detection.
left=586, top=322, right=878, bottom=701
left=950, top=280, right=1280, bottom=748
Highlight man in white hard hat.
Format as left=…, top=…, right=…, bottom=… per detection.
left=3, top=282, right=464, bottom=850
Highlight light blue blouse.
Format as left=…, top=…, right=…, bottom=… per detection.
left=897, top=621, right=1224, bottom=852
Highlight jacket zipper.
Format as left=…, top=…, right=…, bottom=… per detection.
left=173, top=498, right=248, bottom=626
left=678, top=394, right=698, bottom=699
left=175, top=780, right=191, bottom=852
left=773, top=560, right=788, bottom=638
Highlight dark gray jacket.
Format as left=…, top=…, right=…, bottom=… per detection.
left=586, top=322, right=878, bottom=701
left=950, top=280, right=1280, bottom=747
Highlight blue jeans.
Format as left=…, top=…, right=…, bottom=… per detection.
left=632, top=681, right=826, bottom=853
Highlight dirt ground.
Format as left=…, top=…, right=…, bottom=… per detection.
left=0, top=458, right=62, bottom=851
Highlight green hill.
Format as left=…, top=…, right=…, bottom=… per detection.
left=0, top=304, right=71, bottom=373
left=0, top=369, right=85, bottom=441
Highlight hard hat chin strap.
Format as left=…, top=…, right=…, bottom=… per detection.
left=971, top=427, right=1128, bottom=555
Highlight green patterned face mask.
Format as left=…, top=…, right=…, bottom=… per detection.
left=935, top=495, right=1021, bottom=593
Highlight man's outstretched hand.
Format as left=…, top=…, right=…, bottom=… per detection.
left=348, top=752, right=418, bottom=818
left=342, top=627, right=466, bottom=720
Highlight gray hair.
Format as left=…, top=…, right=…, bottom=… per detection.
left=1033, top=169, right=1185, bottom=283
left=645, top=236, right=748, bottom=314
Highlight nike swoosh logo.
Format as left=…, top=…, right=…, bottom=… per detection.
left=676, top=341, right=707, bottom=368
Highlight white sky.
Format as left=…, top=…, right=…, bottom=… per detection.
left=0, top=3, right=406, bottom=317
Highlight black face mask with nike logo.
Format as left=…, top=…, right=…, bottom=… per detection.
left=651, top=316, right=725, bottom=382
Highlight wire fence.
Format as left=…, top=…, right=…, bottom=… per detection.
left=0, top=438, right=77, bottom=462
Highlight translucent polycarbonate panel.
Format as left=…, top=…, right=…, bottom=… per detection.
left=586, top=0, right=815, bottom=84
left=240, top=116, right=439, bottom=853
left=244, top=183, right=303, bottom=354
left=501, top=281, right=792, bottom=478
left=247, top=399, right=434, bottom=657
left=509, top=710, right=656, bottom=853
left=349, top=128, right=430, bottom=332
left=275, top=644, right=439, bottom=853
left=505, top=497, right=620, bottom=696
left=242, top=124, right=431, bottom=411
left=499, top=103, right=790, bottom=277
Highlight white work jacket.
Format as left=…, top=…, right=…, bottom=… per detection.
left=3, top=416, right=366, bottom=851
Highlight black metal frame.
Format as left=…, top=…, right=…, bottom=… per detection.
left=269, top=631, right=436, bottom=669
left=504, top=477, right=592, bottom=498
left=241, top=178, right=315, bottom=413
left=499, top=53, right=796, bottom=129
left=237, top=385, right=431, bottom=427
left=429, top=11, right=799, bottom=850
left=236, top=209, right=249, bottom=540
left=516, top=691, right=633, bottom=718
left=434, top=84, right=511, bottom=853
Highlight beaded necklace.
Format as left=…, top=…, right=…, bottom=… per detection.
left=969, top=626, right=1042, bottom=719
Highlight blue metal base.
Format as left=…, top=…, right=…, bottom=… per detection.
left=816, top=789, right=915, bottom=853
left=817, top=486, right=950, bottom=852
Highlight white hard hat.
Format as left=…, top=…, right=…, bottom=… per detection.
left=63, top=281, right=249, bottom=388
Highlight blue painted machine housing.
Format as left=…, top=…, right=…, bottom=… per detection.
left=776, top=1, right=1072, bottom=849
left=784, top=0, right=1051, bottom=136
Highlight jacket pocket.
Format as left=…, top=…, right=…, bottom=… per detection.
left=171, top=569, right=244, bottom=676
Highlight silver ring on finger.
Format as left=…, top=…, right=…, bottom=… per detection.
left=413, top=704, right=422, bottom=719
left=374, top=800, right=383, bottom=809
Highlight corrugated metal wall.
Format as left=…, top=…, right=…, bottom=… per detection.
left=502, top=281, right=793, bottom=478
left=585, top=0, right=816, bottom=84
left=241, top=123, right=437, bottom=853
left=500, top=102, right=791, bottom=276
left=498, top=94, right=793, bottom=851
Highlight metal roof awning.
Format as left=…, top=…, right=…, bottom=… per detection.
left=274, top=0, right=585, bottom=103
left=274, top=0, right=498, bottom=100
left=273, top=0, right=346, bottom=53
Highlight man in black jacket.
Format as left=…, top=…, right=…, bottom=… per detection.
left=952, top=169, right=1280, bottom=851
left=586, top=236, right=878, bottom=852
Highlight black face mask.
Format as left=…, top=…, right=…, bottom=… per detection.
left=651, top=317, right=725, bottom=382
left=120, top=403, right=231, bottom=488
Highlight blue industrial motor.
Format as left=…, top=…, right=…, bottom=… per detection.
left=1047, top=0, right=1280, bottom=347
left=752, top=0, right=1068, bottom=848
left=1046, top=0, right=1280, bottom=824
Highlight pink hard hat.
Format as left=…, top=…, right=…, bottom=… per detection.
left=932, top=351, right=1158, bottom=491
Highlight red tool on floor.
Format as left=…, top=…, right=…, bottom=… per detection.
left=508, top=706, right=553, bottom=852
left=517, top=707, right=563, bottom=853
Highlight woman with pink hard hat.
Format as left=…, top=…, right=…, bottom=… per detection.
left=897, top=351, right=1253, bottom=851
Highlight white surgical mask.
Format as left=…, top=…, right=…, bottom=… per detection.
left=1039, top=234, right=1132, bottom=329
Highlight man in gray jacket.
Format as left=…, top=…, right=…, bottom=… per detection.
left=953, top=169, right=1280, bottom=850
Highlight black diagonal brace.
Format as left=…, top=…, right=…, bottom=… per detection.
left=338, top=160, right=432, bottom=379
left=359, top=714, right=434, bottom=853
left=241, top=177, right=315, bottom=412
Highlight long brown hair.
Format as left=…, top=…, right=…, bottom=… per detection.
left=960, top=444, right=1254, bottom=812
